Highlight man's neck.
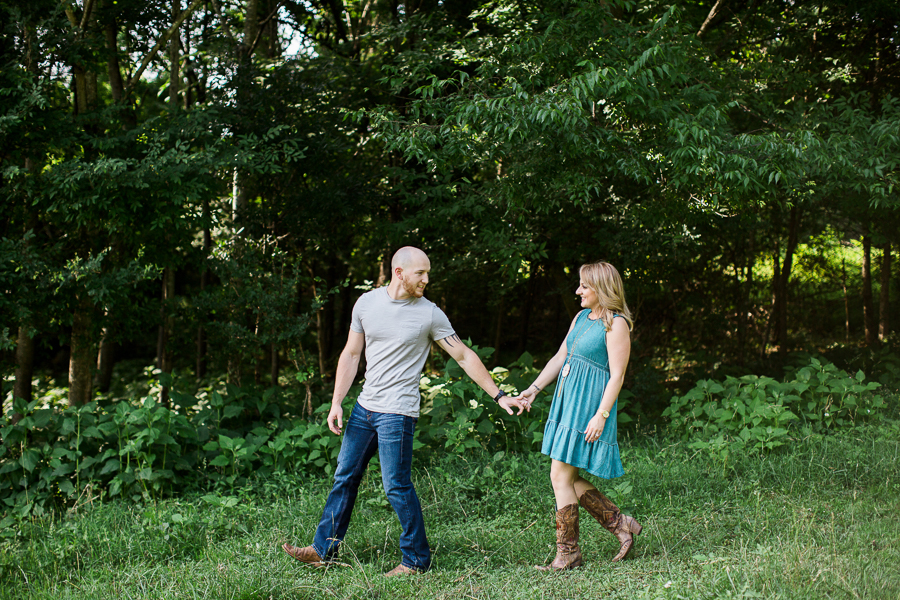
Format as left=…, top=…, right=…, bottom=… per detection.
left=386, top=280, right=410, bottom=301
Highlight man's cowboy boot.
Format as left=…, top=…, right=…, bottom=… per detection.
left=579, top=489, right=642, bottom=562
left=384, top=563, right=423, bottom=577
left=535, top=503, right=584, bottom=571
left=281, top=543, right=328, bottom=566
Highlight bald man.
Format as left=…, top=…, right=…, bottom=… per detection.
left=282, top=247, right=523, bottom=576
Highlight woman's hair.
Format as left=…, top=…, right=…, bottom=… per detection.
left=579, top=262, right=634, bottom=332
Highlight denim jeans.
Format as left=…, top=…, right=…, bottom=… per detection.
left=312, top=403, right=430, bottom=570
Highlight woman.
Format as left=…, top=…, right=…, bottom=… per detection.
left=516, top=261, right=642, bottom=570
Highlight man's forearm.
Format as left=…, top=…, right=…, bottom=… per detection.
left=457, top=348, right=500, bottom=398
left=332, top=352, right=360, bottom=405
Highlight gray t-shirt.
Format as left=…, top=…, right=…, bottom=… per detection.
left=351, top=287, right=455, bottom=417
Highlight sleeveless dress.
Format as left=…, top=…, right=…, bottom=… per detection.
left=540, top=309, right=625, bottom=479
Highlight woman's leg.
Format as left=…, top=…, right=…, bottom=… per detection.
left=549, top=460, right=579, bottom=508
left=575, top=476, right=643, bottom=562
left=536, top=460, right=583, bottom=570
left=573, top=475, right=596, bottom=500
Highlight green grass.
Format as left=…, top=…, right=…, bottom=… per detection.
left=1, top=425, right=898, bottom=600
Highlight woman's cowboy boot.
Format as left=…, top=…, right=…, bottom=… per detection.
left=535, top=503, right=584, bottom=570
left=579, top=489, right=642, bottom=562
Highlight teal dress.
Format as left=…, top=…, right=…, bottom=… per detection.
left=541, top=309, right=624, bottom=479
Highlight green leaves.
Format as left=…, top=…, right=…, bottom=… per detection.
left=418, top=350, right=551, bottom=453
left=663, top=357, right=888, bottom=471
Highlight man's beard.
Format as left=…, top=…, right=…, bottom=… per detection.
left=402, top=277, right=424, bottom=297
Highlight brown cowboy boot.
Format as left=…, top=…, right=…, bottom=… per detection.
left=579, top=489, right=642, bottom=562
left=535, top=503, right=584, bottom=571
left=281, top=543, right=328, bottom=566
left=384, top=563, right=423, bottom=577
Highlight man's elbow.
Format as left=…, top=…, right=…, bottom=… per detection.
left=340, top=348, right=362, bottom=366
left=458, top=347, right=483, bottom=369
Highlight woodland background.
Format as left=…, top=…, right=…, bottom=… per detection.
left=1, top=0, right=900, bottom=507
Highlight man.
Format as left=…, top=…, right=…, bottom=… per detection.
left=282, top=246, right=523, bottom=576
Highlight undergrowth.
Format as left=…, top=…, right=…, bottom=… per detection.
left=0, top=424, right=897, bottom=599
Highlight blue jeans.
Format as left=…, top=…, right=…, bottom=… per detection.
left=312, top=403, right=430, bottom=570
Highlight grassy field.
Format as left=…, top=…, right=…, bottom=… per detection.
left=1, top=425, right=898, bottom=600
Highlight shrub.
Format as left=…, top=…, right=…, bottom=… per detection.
left=0, top=384, right=342, bottom=529
left=417, top=349, right=549, bottom=454
left=662, top=357, right=889, bottom=468
left=0, top=349, right=569, bottom=528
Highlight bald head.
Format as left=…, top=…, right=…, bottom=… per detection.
left=389, top=246, right=431, bottom=299
left=391, top=246, right=429, bottom=271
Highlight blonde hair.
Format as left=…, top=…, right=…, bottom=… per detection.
left=579, top=262, right=634, bottom=332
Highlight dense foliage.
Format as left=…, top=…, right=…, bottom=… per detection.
left=2, top=0, right=898, bottom=411
left=0, top=348, right=547, bottom=521
left=664, top=356, right=891, bottom=468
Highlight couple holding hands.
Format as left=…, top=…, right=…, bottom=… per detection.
left=282, top=247, right=642, bottom=576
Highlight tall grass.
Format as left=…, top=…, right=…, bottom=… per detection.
left=1, top=423, right=898, bottom=599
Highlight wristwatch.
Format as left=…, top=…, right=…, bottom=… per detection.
left=494, top=390, right=507, bottom=403
left=599, top=409, right=610, bottom=419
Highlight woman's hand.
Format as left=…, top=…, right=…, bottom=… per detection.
left=584, top=413, right=607, bottom=443
left=514, top=387, right=537, bottom=412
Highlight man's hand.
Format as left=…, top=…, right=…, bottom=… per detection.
left=498, top=396, right=525, bottom=416
left=513, top=388, right=537, bottom=413
left=328, top=404, right=344, bottom=435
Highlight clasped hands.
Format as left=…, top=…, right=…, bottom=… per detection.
left=505, top=387, right=607, bottom=443
left=498, top=387, right=536, bottom=416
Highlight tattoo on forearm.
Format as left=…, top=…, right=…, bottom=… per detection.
left=443, top=334, right=462, bottom=347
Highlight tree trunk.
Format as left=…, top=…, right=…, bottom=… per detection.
left=68, top=295, right=94, bottom=406
left=105, top=19, right=125, bottom=103
left=517, top=262, right=537, bottom=356
left=25, top=23, right=39, bottom=75
left=14, top=157, right=39, bottom=410
left=376, top=249, right=391, bottom=287
left=322, top=260, right=338, bottom=360
left=195, top=317, right=207, bottom=379
left=158, top=268, right=175, bottom=405
left=95, top=321, right=116, bottom=393
left=775, top=205, right=801, bottom=354
left=732, top=250, right=744, bottom=364
left=243, top=0, right=260, bottom=49
left=761, top=236, right=780, bottom=357
left=169, top=0, right=182, bottom=106
left=338, top=274, right=352, bottom=345
left=841, top=257, right=851, bottom=342
left=737, top=230, right=755, bottom=365
left=308, top=271, right=328, bottom=377
left=196, top=199, right=211, bottom=380
left=14, top=326, right=35, bottom=405
left=229, top=0, right=259, bottom=223
left=879, top=243, right=891, bottom=341
left=259, top=0, right=281, bottom=59
left=270, top=342, right=279, bottom=386
left=232, top=169, right=247, bottom=222
left=862, top=234, right=878, bottom=346
left=72, top=64, right=99, bottom=117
